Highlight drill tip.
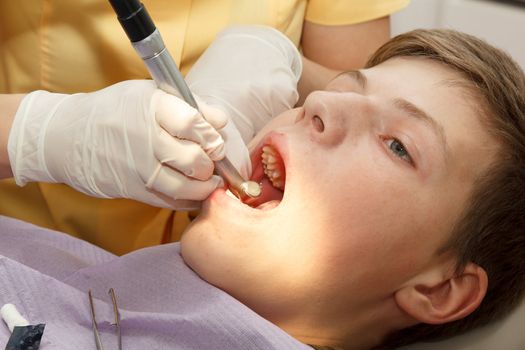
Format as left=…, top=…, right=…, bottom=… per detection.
left=240, top=181, right=262, bottom=198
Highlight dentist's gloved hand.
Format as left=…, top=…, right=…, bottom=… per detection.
left=186, top=26, right=302, bottom=143
left=8, top=80, right=250, bottom=209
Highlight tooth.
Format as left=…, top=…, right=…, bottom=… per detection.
left=261, top=144, right=285, bottom=191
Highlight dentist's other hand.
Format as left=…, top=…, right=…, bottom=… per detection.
left=187, top=26, right=302, bottom=144
left=8, top=80, right=249, bottom=209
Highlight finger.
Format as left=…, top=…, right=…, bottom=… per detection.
left=154, top=128, right=215, bottom=181
left=195, top=96, right=228, bottom=130
left=146, top=164, right=224, bottom=201
left=155, top=92, right=225, bottom=160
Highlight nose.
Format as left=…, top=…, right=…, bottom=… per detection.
left=302, top=90, right=373, bottom=147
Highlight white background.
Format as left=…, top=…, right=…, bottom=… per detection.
left=391, top=0, right=525, bottom=69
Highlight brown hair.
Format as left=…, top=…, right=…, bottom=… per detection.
left=365, top=29, right=525, bottom=348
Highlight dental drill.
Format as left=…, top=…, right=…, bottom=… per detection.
left=108, top=0, right=261, bottom=200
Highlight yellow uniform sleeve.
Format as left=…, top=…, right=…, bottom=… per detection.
left=305, top=0, right=410, bottom=25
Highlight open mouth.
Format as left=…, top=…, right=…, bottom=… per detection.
left=242, top=133, right=287, bottom=210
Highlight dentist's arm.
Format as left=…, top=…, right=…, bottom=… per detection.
left=0, top=94, right=24, bottom=179
left=297, top=57, right=341, bottom=107
left=301, top=17, right=391, bottom=71
left=298, top=17, right=392, bottom=104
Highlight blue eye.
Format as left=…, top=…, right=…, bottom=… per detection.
left=387, top=138, right=412, bottom=163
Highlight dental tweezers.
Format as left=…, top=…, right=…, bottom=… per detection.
left=88, top=289, right=122, bottom=350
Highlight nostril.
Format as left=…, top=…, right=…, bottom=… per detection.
left=312, top=115, right=325, bottom=132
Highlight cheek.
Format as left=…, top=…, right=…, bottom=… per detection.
left=290, top=159, right=435, bottom=282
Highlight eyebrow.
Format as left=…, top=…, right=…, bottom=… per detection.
left=341, top=69, right=449, bottom=159
left=393, top=98, right=449, bottom=157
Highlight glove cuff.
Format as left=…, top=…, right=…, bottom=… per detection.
left=8, top=90, right=69, bottom=186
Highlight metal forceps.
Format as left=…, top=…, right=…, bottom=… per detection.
left=88, top=288, right=122, bottom=350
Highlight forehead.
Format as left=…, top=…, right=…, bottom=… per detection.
left=329, top=57, right=470, bottom=105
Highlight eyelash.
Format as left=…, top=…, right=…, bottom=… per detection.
left=385, top=138, right=413, bottom=165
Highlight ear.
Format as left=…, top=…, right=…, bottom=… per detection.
left=394, top=262, right=488, bottom=324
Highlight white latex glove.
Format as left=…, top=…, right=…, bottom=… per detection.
left=186, top=26, right=303, bottom=144
left=8, top=80, right=250, bottom=209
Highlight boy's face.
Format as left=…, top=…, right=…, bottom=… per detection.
left=181, top=57, right=498, bottom=329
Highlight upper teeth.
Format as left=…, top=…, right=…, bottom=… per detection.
left=262, top=145, right=284, bottom=190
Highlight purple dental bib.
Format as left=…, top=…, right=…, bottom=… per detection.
left=0, top=216, right=309, bottom=350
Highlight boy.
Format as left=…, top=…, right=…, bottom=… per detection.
left=0, top=27, right=524, bottom=349
left=181, top=28, right=525, bottom=349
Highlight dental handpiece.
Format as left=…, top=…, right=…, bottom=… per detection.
left=108, top=0, right=261, bottom=200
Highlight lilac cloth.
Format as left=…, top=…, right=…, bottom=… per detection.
left=0, top=216, right=310, bottom=350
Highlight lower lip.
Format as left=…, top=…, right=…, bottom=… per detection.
left=208, top=183, right=287, bottom=219
left=207, top=188, right=233, bottom=206
left=207, top=188, right=262, bottom=215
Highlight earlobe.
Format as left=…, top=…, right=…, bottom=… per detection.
left=394, top=262, right=488, bottom=325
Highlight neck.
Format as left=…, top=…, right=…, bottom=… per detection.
left=270, top=295, right=415, bottom=350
